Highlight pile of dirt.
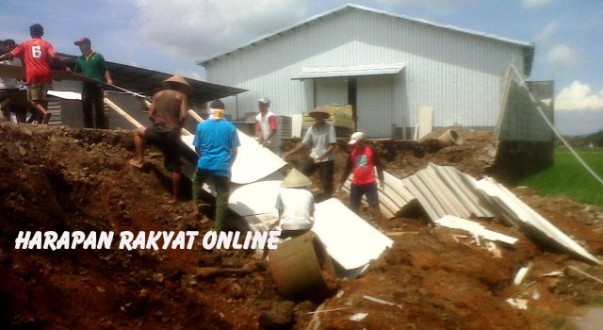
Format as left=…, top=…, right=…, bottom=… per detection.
left=1, top=123, right=602, bottom=329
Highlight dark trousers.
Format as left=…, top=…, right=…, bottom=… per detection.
left=302, top=159, right=334, bottom=196
left=349, top=182, right=379, bottom=211
left=82, top=84, right=106, bottom=128
left=192, top=169, right=231, bottom=232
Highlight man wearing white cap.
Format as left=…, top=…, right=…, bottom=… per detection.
left=255, top=97, right=280, bottom=154
left=338, top=132, right=384, bottom=212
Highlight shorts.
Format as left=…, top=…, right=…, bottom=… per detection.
left=144, top=124, right=181, bottom=172
left=27, top=83, right=50, bottom=102
left=1, top=89, right=28, bottom=110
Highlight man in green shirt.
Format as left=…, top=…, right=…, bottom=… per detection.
left=73, top=37, right=112, bottom=128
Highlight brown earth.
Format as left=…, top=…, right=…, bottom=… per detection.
left=1, top=123, right=602, bottom=329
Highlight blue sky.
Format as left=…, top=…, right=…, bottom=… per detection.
left=2, top=0, right=602, bottom=134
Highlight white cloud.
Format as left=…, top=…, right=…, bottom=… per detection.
left=556, top=81, right=603, bottom=111
left=534, top=21, right=558, bottom=46
left=135, top=0, right=305, bottom=62
left=521, top=0, right=553, bottom=9
left=547, top=44, right=579, bottom=71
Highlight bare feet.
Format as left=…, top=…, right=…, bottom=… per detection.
left=192, top=205, right=201, bottom=217
left=42, top=112, right=52, bottom=124
left=128, top=159, right=144, bottom=169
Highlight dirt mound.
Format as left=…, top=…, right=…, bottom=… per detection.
left=1, top=123, right=602, bottom=329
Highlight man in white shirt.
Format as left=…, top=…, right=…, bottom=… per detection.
left=255, top=97, right=281, bottom=155
left=274, top=168, right=315, bottom=238
left=283, top=107, right=337, bottom=197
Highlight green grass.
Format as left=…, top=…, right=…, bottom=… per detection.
left=518, top=147, right=603, bottom=208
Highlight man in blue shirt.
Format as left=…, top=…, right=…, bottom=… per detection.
left=192, top=100, right=240, bottom=231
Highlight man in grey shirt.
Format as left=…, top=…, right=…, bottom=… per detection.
left=283, top=107, right=336, bottom=197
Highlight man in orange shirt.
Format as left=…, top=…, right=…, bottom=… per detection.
left=0, top=24, right=69, bottom=124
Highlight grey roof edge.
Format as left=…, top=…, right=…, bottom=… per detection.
left=197, top=3, right=535, bottom=75
left=57, top=52, right=247, bottom=101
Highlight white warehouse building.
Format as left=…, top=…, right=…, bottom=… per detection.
left=197, top=4, right=535, bottom=138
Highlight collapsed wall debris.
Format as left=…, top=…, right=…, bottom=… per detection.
left=386, top=163, right=601, bottom=265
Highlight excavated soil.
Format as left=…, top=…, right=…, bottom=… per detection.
left=1, top=123, right=602, bottom=329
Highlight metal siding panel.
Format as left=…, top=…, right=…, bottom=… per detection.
left=357, top=75, right=393, bottom=137
left=314, top=79, right=347, bottom=106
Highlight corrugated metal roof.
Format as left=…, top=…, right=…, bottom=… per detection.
left=197, top=4, right=534, bottom=75
left=292, top=63, right=405, bottom=80
left=397, top=163, right=600, bottom=264
left=342, top=170, right=416, bottom=219
left=54, top=54, right=246, bottom=104
left=401, top=163, right=493, bottom=221
left=474, top=177, right=601, bottom=265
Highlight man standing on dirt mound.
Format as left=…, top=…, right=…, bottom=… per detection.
left=73, top=37, right=113, bottom=128
left=255, top=97, right=280, bottom=155
left=0, top=24, right=70, bottom=124
left=338, top=131, right=384, bottom=212
left=191, top=100, right=240, bottom=232
left=283, top=107, right=337, bottom=198
left=129, top=75, right=191, bottom=204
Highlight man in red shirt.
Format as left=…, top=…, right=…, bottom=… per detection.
left=338, top=132, right=385, bottom=212
left=0, top=24, right=69, bottom=124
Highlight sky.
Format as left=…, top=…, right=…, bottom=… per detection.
left=1, top=0, right=602, bottom=135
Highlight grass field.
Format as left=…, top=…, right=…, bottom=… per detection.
left=519, top=147, right=603, bottom=208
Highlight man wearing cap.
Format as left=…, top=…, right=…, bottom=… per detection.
left=338, top=132, right=384, bottom=212
left=129, top=75, right=191, bottom=203
left=255, top=97, right=280, bottom=154
left=191, top=99, right=240, bottom=231
left=73, top=37, right=112, bottom=128
left=283, top=107, right=337, bottom=197
left=0, top=24, right=70, bottom=124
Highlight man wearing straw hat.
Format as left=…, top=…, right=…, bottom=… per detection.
left=263, top=168, right=315, bottom=259
left=283, top=106, right=337, bottom=197
left=274, top=168, right=316, bottom=238
left=191, top=99, right=240, bottom=231
left=129, top=74, right=191, bottom=204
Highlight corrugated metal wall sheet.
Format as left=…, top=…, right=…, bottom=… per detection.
left=205, top=8, right=527, bottom=137
left=401, top=164, right=493, bottom=221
